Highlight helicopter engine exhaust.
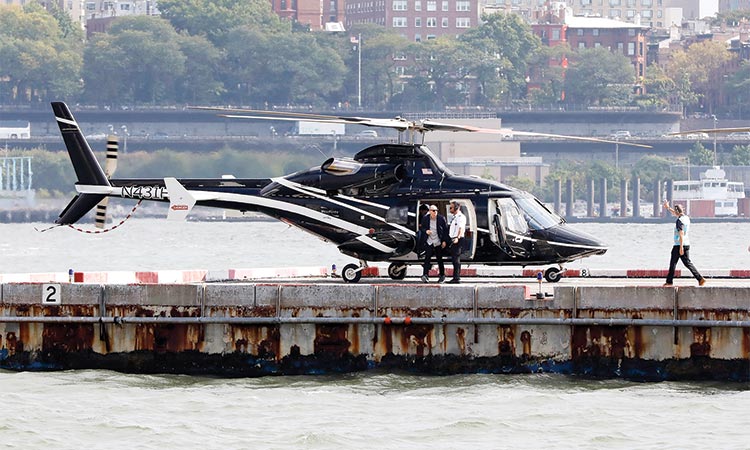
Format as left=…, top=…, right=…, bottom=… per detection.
left=316, top=158, right=406, bottom=190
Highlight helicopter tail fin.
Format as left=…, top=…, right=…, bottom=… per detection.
left=51, top=102, right=110, bottom=225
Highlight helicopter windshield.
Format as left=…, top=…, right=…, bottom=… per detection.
left=419, top=145, right=454, bottom=176
left=514, top=196, right=563, bottom=230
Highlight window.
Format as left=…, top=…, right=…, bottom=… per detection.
left=86, top=2, right=96, bottom=10
left=456, top=17, right=470, bottom=27
left=415, top=33, right=422, bottom=42
left=552, top=29, right=560, bottom=40
left=427, top=34, right=436, bottom=40
left=393, top=17, right=407, bottom=27
left=393, top=0, right=407, bottom=10
left=456, top=0, right=470, bottom=10
left=578, top=42, right=586, bottom=49
left=594, top=42, right=601, bottom=48
left=627, top=9, right=635, bottom=17
left=641, top=9, right=652, bottom=17
left=442, top=17, right=449, bottom=27
left=641, top=0, right=652, bottom=5
left=617, top=42, right=624, bottom=52
left=592, top=28, right=599, bottom=36
left=415, top=17, right=421, bottom=26
left=415, top=0, right=422, bottom=10
left=395, top=66, right=406, bottom=75
left=610, top=8, right=621, bottom=16
left=627, top=42, right=635, bottom=55
left=393, top=53, right=407, bottom=60
left=580, top=0, right=591, bottom=5
left=609, top=0, right=620, bottom=6
left=427, top=17, right=437, bottom=27
left=427, top=0, right=436, bottom=10
left=577, top=29, right=584, bottom=36
left=442, top=0, right=449, bottom=10
left=628, top=28, right=636, bottom=36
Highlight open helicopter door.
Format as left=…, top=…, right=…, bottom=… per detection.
left=489, top=198, right=530, bottom=257
left=447, top=200, right=477, bottom=260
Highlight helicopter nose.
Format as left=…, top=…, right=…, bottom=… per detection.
left=544, top=225, right=608, bottom=256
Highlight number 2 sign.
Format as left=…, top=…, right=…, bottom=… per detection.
left=42, top=284, right=61, bottom=305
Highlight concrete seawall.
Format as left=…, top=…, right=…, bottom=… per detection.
left=1, top=282, right=748, bottom=381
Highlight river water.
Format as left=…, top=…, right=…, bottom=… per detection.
left=1, top=219, right=749, bottom=448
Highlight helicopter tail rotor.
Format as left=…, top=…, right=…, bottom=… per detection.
left=94, top=135, right=119, bottom=229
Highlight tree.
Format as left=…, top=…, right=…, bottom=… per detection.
left=729, top=145, right=750, bottom=166
left=223, top=26, right=346, bottom=106
left=156, top=0, right=286, bottom=45
left=564, top=47, right=634, bottom=106
left=401, top=37, right=475, bottom=110
left=175, top=34, right=225, bottom=104
left=666, top=40, right=733, bottom=114
left=725, top=61, right=750, bottom=118
left=688, top=141, right=715, bottom=166
left=0, top=4, right=83, bottom=103
left=459, top=14, right=542, bottom=106
left=635, top=64, right=675, bottom=110
left=526, top=44, right=571, bottom=107
left=83, top=16, right=186, bottom=104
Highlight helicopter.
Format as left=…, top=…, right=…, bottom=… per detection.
left=50, top=102, right=649, bottom=283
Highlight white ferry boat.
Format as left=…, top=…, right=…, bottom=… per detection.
left=671, top=167, right=746, bottom=216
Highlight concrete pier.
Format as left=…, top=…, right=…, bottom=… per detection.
left=1, top=280, right=748, bottom=380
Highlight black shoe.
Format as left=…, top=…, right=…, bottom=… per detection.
left=438, top=275, right=445, bottom=283
left=421, top=275, right=429, bottom=283
left=446, top=279, right=460, bottom=284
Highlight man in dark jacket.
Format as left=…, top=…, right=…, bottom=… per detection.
left=420, top=204, right=450, bottom=283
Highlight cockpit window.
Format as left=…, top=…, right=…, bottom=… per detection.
left=514, top=196, right=563, bottom=230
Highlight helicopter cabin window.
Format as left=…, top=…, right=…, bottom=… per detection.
left=495, top=199, right=529, bottom=234
left=386, top=206, right=409, bottom=225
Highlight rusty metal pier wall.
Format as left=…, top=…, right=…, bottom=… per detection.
left=0, top=283, right=748, bottom=381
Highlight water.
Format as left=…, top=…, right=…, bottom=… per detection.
left=1, top=220, right=750, bottom=448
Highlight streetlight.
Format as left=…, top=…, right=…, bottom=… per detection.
left=615, top=138, right=620, bottom=169
left=120, top=125, right=128, bottom=154
left=711, top=115, right=717, bottom=165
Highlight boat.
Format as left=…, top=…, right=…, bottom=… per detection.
left=670, top=166, right=746, bottom=216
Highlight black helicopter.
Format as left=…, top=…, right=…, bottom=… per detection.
left=51, top=102, right=645, bottom=283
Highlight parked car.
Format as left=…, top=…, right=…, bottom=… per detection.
left=684, top=132, right=709, bottom=140
left=609, top=130, right=631, bottom=139
left=354, top=130, right=378, bottom=139
left=727, top=131, right=750, bottom=139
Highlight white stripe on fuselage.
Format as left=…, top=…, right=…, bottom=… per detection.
left=272, top=177, right=415, bottom=236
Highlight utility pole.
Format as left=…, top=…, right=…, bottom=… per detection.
left=712, top=114, right=718, bottom=165
left=357, top=33, right=362, bottom=109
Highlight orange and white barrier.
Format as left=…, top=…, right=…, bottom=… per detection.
left=2, top=266, right=750, bottom=284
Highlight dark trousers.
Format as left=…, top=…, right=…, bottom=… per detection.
left=450, top=237, right=465, bottom=280
left=666, top=245, right=702, bottom=283
left=422, top=244, right=445, bottom=276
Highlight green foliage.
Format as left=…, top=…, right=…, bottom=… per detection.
left=687, top=141, right=715, bottom=166
left=83, top=16, right=186, bottom=105
left=564, top=47, right=634, bottom=106
left=0, top=5, right=83, bottom=102
left=503, top=175, right=542, bottom=197
left=729, top=145, right=750, bottom=166
left=631, top=154, right=673, bottom=182
left=156, top=0, right=286, bottom=45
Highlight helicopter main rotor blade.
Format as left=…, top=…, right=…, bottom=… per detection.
left=219, top=114, right=413, bottom=131
left=670, top=127, right=750, bottom=135
left=508, top=130, right=652, bottom=148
